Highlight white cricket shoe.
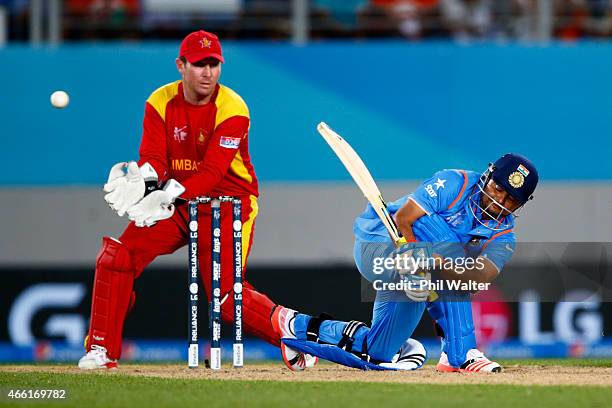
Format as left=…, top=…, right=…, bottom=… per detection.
left=271, top=306, right=307, bottom=371
left=78, top=345, right=118, bottom=370
left=304, top=353, right=318, bottom=368
left=379, top=338, right=427, bottom=371
left=437, top=348, right=501, bottom=373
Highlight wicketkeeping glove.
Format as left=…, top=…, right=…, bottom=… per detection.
left=127, top=179, right=185, bottom=227
left=103, top=162, right=158, bottom=216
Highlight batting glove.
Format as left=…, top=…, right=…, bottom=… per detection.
left=402, top=271, right=432, bottom=302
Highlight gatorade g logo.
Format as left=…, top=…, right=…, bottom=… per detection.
left=8, top=283, right=86, bottom=346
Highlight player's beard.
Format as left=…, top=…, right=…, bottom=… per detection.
left=480, top=194, right=510, bottom=220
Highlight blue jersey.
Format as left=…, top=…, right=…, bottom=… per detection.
left=354, top=169, right=516, bottom=272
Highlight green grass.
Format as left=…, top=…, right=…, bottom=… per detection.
left=0, top=371, right=610, bottom=408
left=497, top=358, right=612, bottom=368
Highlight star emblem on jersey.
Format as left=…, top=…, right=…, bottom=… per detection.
left=508, top=171, right=524, bottom=188
left=434, top=178, right=446, bottom=190
left=200, top=38, right=211, bottom=48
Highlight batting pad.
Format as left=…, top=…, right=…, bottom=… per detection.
left=282, top=338, right=395, bottom=371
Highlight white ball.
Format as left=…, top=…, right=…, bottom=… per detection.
left=50, top=90, right=69, bottom=109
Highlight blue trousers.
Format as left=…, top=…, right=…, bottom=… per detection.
left=292, top=239, right=425, bottom=362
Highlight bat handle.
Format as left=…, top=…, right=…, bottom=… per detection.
left=394, top=236, right=408, bottom=247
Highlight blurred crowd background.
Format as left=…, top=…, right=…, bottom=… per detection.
left=1, top=0, right=612, bottom=44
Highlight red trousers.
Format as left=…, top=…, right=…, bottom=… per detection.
left=87, top=195, right=280, bottom=360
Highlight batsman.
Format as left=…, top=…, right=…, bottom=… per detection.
left=272, top=153, right=538, bottom=372
left=78, top=30, right=288, bottom=369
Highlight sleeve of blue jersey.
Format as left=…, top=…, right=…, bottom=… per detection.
left=409, top=169, right=466, bottom=215
left=481, top=232, right=516, bottom=272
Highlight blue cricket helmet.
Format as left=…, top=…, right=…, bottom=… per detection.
left=469, top=153, right=539, bottom=230
left=490, top=153, right=539, bottom=204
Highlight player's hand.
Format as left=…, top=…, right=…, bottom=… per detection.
left=127, top=179, right=185, bottom=227
left=103, top=162, right=158, bottom=216
left=393, top=243, right=433, bottom=276
left=103, top=161, right=136, bottom=216
left=402, top=271, right=431, bottom=302
left=105, top=162, right=127, bottom=187
left=392, top=244, right=438, bottom=302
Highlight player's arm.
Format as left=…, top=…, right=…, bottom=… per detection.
left=180, top=115, right=250, bottom=199
left=437, top=237, right=515, bottom=284
left=395, top=198, right=427, bottom=242
left=396, top=169, right=465, bottom=242
left=138, top=102, right=169, bottom=179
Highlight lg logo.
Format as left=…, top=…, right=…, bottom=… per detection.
left=8, top=283, right=86, bottom=346
left=519, top=289, right=603, bottom=344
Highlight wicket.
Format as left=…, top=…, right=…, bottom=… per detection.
left=188, top=196, right=243, bottom=370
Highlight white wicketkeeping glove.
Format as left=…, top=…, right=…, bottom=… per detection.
left=127, top=179, right=185, bottom=227
left=103, top=162, right=158, bottom=216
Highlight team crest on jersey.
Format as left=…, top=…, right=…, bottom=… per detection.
left=508, top=171, right=525, bottom=188
left=174, top=125, right=188, bottom=142
left=219, top=136, right=241, bottom=149
left=198, top=129, right=207, bottom=144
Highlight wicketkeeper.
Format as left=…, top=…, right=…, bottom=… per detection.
left=78, top=30, right=293, bottom=369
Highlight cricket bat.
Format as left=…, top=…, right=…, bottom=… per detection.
left=316, top=121, right=405, bottom=246
left=316, top=122, right=438, bottom=301
left=317, top=122, right=406, bottom=247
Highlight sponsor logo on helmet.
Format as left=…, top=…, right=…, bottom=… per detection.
left=508, top=171, right=525, bottom=188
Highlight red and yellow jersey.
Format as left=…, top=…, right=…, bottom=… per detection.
left=138, top=80, right=258, bottom=200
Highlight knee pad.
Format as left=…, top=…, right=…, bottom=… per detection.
left=87, top=237, right=136, bottom=360
left=96, top=237, right=133, bottom=272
